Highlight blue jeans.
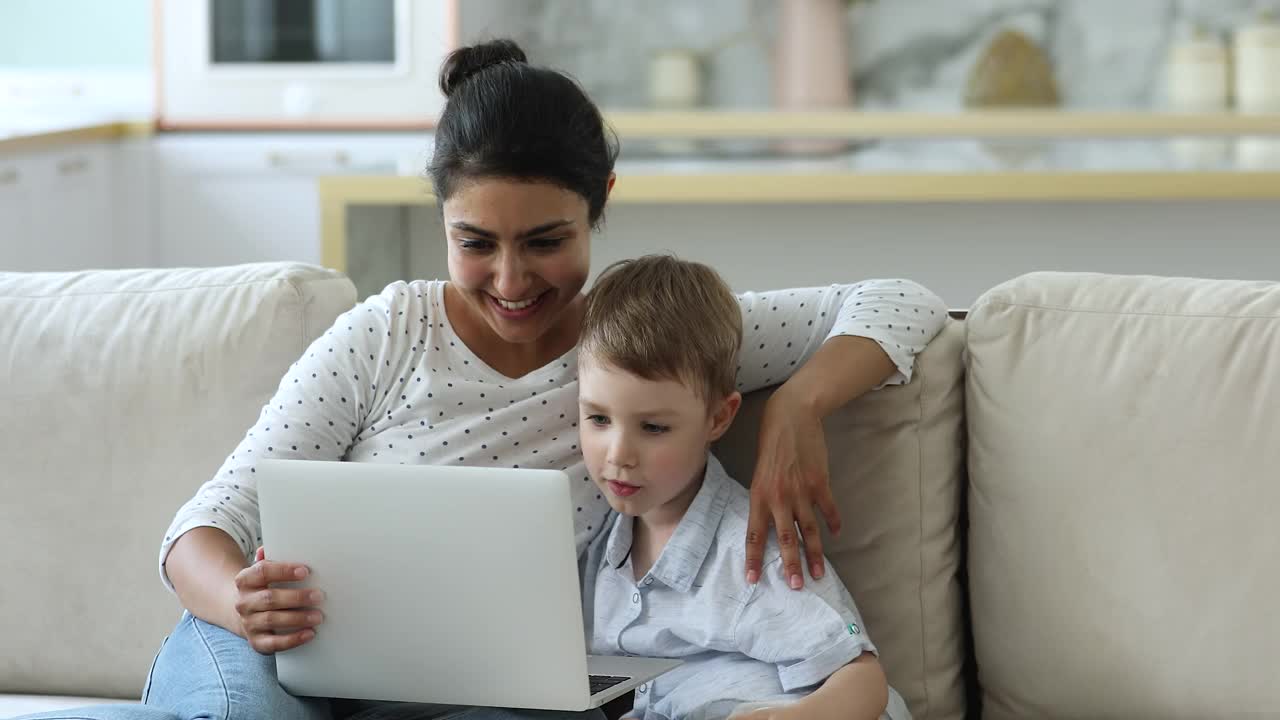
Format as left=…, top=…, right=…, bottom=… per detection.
left=14, top=613, right=606, bottom=720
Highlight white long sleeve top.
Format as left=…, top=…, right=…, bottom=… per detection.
left=159, top=278, right=948, bottom=589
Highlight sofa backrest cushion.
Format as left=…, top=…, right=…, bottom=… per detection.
left=716, top=319, right=969, bottom=720
left=966, top=272, right=1280, bottom=719
left=0, top=263, right=356, bottom=698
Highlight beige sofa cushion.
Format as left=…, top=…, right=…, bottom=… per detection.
left=966, top=272, right=1280, bottom=719
left=0, top=263, right=356, bottom=699
left=0, top=695, right=130, bottom=718
left=715, top=320, right=969, bottom=720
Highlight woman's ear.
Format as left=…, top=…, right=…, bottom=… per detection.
left=708, top=391, right=743, bottom=442
left=606, top=172, right=616, bottom=198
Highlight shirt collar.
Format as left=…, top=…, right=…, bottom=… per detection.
left=602, top=454, right=735, bottom=594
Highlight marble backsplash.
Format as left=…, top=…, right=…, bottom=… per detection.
left=459, top=0, right=1278, bottom=110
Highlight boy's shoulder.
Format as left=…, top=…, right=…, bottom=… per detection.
left=704, top=455, right=853, bottom=603
left=703, top=457, right=785, bottom=573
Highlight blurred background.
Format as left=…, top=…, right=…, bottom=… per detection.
left=3, top=0, right=1280, bottom=305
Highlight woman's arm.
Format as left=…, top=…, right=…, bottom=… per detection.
left=167, top=530, right=327, bottom=653
left=157, top=286, right=408, bottom=646
left=158, top=316, right=375, bottom=591
left=737, top=279, right=948, bottom=587
left=166, top=526, right=251, bottom=633
left=744, top=336, right=894, bottom=587
left=158, top=287, right=405, bottom=594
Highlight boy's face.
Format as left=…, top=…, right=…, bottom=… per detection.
left=578, top=357, right=740, bottom=526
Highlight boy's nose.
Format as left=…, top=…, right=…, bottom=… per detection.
left=606, top=435, right=636, bottom=469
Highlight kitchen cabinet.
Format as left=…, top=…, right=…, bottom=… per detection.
left=0, top=154, right=38, bottom=270
left=0, top=143, right=115, bottom=272
left=151, top=133, right=428, bottom=267
left=4, top=127, right=430, bottom=272
left=36, top=144, right=115, bottom=269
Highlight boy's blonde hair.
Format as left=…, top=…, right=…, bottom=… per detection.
left=581, top=255, right=742, bottom=403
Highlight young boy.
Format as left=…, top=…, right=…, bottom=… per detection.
left=577, top=255, right=910, bottom=720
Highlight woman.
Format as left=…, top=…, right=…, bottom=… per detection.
left=19, top=39, right=946, bottom=720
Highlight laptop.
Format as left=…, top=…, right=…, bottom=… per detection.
left=257, top=459, right=682, bottom=711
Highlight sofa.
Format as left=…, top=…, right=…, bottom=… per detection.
left=3, top=262, right=1277, bottom=719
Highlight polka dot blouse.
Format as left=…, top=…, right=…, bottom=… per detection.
left=159, top=278, right=947, bottom=590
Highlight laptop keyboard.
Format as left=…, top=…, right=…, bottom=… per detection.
left=589, top=674, right=631, bottom=695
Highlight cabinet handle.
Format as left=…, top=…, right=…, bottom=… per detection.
left=0, top=168, right=18, bottom=185
left=266, top=150, right=352, bottom=169
left=57, top=157, right=90, bottom=176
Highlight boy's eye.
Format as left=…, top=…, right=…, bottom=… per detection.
left=642, top=423, right=670, bottom=434
left=586, top=414, right=610, bottom=426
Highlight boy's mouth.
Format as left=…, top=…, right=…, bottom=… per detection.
left=606, top=480, right=640, bottom=497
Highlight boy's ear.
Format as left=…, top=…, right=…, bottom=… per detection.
left=708, top=391, right=742, bottom=442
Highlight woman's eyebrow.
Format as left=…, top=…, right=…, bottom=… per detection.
left=448, top=220, right=573, bottom=239
left=518, top=219, right=573, bottom=238
left=448, top=221, right=496, bottom=238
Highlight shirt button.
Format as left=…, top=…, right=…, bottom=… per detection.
left=643, top=577, right=654, bottom=586
left=638, top=683, right=648, bottom=694
left=631, top=592, right=640, bottom=604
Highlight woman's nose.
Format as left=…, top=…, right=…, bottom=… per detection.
left=493, top=255, right=533, bottom=300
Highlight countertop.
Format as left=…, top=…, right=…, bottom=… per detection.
left=0, top=113, right=152, bottom=153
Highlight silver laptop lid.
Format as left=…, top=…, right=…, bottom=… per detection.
left=258, top=459, right=592, bottom=709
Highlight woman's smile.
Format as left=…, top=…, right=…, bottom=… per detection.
left=487, top=289, right=551, bottom=319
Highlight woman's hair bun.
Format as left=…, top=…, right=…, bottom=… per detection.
left=438, top=39, right=528, bottom=97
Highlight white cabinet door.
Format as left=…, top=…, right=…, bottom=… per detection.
left=152, top=133, right=427, bottom=268
left=154, top=157, right=323, bottom=267
left=110, top=137, right=155, bottom=268
left=0, top=154, right=39, bottom=270
left=33, top=144, right=115, bottom=270
left=0, top=143, right=115, bottom=272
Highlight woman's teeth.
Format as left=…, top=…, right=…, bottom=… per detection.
left=495, top=295, right=539, bottom=311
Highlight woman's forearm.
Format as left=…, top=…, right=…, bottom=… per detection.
left=777, top=335, right=896, bottom=418
left=166, top=526, right=250, bottom=636
left=787, top=653, right=888, bottom=720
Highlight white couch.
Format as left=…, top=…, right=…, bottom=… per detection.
left=3, top=263, right=1278, bottom=719
left=0, top=263, right=356, bottom=718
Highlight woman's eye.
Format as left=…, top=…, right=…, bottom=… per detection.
left=642, top=423, right=670, bottom=434
left=458, top=239, right=492, bottom=252
left=587, top=414, right=609, bottom=426
left=527, top=237, right=564, bottom=251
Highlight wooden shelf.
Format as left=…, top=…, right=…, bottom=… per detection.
left=318, top=170, right=1280, bottom=271
left=603, top=110, right=1280, bottom=139
left=9, top=113, right=1279, bottom=155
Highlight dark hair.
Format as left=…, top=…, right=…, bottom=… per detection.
left=430, top=39, right=620, bottom=227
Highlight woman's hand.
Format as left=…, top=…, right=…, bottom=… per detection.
left=745, top=385, right=841, bottom=590
left=232, top=546, right=325, bottom=655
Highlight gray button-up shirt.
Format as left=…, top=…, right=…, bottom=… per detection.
left=582, top=455, right=904, bottom=720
